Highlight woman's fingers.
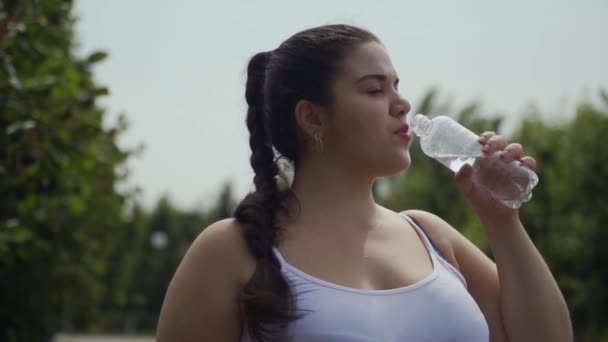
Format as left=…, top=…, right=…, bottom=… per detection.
left=478, top=132, right=537, bottom=171
left=478, top=131, right=496, bottom=144
left=500, top=143, right=524, bottom=163
left=520, top=156, right=537, bottom=171
left=482, top=134, right=508, bottom=154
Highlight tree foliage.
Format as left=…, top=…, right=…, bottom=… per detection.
left=0, top=0, right=134, bottom=340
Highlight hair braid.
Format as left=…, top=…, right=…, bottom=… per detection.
left=235, top=51, right=299, bottom=341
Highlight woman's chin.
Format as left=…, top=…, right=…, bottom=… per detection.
left=379, top=157, right=411, bottom=176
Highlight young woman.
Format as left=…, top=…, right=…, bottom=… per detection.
left=156, top=24, right=572, bottom=342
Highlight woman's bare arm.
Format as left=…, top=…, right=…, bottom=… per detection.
left=408, top=210, right=572, bottom=342
left=156, top=219, right=254, bottom=342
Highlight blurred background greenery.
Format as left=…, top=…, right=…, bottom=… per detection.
left=1, top=0, right=607, bottom=341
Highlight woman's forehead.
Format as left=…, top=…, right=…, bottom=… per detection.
left=340, top=42, right=397, bottom=80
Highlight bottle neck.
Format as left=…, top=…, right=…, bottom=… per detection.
left=411, top=114, right=432, bottom=136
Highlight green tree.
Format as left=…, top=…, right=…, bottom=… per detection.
left=112, top=188, right=235, bottom=333
left=0, top=1, right=135, bottom=340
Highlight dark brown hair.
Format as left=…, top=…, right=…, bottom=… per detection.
left=233, top=24, right=380, bottom=341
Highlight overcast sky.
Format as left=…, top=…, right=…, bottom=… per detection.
left=74, top=0, right=608, bottom=210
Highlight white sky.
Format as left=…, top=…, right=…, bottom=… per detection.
left=74, top=0, right=608, bottom=210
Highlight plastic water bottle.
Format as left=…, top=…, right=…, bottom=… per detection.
left=410, top=114, right=539, bottom=209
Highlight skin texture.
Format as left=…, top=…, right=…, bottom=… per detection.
left=156, top=41, right=573, bottom=342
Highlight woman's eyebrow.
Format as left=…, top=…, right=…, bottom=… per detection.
left=355, top=74, right=400, bottom=90
left=356, top=74, right=387, bottom=83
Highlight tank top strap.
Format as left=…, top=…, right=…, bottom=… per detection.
left=271, top=246, right=287, bottom=267
left=401, top=212, right=468, bottom=288
left=401, top=213, right=446, bottom=260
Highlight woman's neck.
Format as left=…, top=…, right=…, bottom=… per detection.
left=286, top=159, right=382, bottom=235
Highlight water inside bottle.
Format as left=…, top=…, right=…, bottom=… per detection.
left=431, top=152, right=537, bottom=209
left=431, top=153, right=480, bottom=173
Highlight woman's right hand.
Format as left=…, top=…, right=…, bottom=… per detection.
left=453, top=131, right=537, bottom=225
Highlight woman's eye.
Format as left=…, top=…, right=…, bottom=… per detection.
left=368, top=88, right=384, bottom=95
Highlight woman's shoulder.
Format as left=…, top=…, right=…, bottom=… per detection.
left=189, top=218, right=257, bottom=287
left=157, top=219, right=255, bottom=341
left=399, top=209, right=452, bottom=236
left=398, top=209, right=461, bottom=271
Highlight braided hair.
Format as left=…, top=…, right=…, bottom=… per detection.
left=234, top=24, right=379, bottom=341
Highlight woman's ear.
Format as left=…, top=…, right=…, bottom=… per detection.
left=294, top=99, right=328, bottom=139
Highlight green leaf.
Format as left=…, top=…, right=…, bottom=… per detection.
left=86, top=51, right=108, bottom=64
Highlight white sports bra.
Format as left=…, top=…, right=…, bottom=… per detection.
left=240, top=213, right=489, bottom=341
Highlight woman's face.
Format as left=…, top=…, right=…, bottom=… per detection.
left=323, top=41, right=412, bottom=177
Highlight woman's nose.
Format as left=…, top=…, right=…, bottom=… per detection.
left=391, top=95, right=411, bottom=117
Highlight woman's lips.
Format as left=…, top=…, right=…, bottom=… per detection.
left=397, top=131, right=411, bottom=142
left=395, top=124, right=411, bottom=142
